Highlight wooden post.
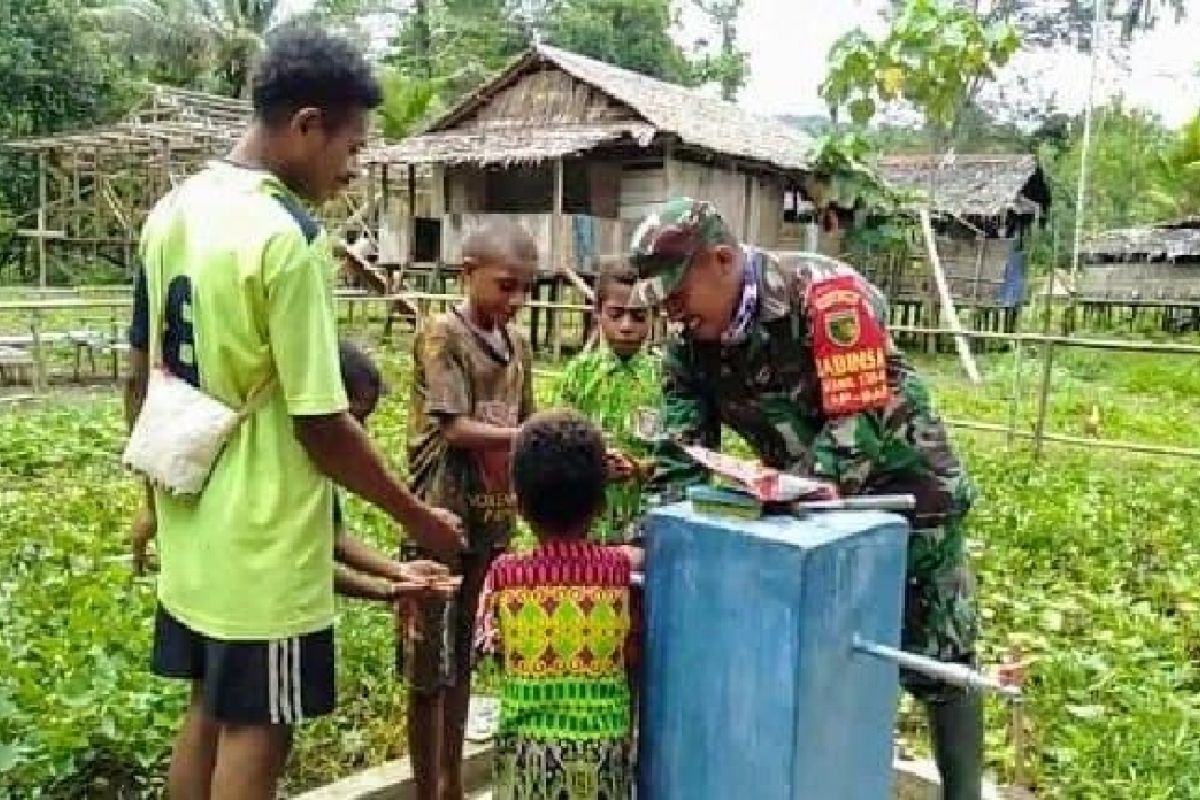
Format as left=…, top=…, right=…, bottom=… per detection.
left=30, top=312, right=45, bottom=394
left=1032, top=339, right=1055, bottom=459
left=1005, top=314, right=1025, bottom=451
left=551, top=157, right=565, bottom=361
left=663, top=139, right=676, bottom=197
left=93, top=149, right=104, bottom=243
left=919, top=210, right=981, bottom=384
left=365, top=163, right=378, bottom=241
left=37, top=152, right=48, bottom=288
left=407, top=164, right=417, bottom=268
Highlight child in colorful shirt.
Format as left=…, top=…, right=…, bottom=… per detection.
left=555, top=262, right=661, bottom=542
left=475, top=410, right=642, bottom=800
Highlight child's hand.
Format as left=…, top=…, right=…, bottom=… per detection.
left=616, top=544, right=646, bottom=571
left=129, top=506, right=157, bottom=576
left=605, top=448, right=636, bottom=483
left=399, top=559, right=452, bottom=582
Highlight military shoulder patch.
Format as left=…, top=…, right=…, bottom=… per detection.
left=806, top=275, right=891, bottom=416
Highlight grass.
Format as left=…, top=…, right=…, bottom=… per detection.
left=1, top=341, right=1199, bottom=798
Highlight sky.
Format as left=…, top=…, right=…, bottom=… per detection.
left=282, top=0, right=1200, bottom=128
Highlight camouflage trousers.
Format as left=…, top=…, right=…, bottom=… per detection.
left=901, top=514, right=979, bottom=702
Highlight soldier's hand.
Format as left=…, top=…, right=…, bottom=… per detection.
left=605, top=448, right=636, bottom=483
left=807, top=482, right=840, bottom=502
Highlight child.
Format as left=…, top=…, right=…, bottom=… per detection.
left=475, top=410, right=642, bottom=800
left=555, top=261, right=661, bottom=542
left=404, top=220, right=538, bottom=800
left=333, top=341, right=454, bottom=601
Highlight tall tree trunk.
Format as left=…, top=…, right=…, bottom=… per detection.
left=719, top=18, right=736, bottom=101
left=414, top=0, right=432, bottom=80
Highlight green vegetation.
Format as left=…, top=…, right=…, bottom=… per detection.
left=2, top=346, right=1199, bottom=797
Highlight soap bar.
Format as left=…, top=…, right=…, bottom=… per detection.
left=686, top=484, right=764, bottom=520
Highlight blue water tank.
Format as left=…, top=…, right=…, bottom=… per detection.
left=637, top=504, right=909, bottom=800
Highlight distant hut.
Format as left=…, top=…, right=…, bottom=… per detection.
left=873, top=154, right=1049, bottom=311
left=361, top=44, right=817, bottom=352
left=1078, top=218, right=1200, bottom=331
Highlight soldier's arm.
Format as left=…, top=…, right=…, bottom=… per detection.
left=808, top=411, right=884, bottom=497
left=650, top=344, right=720, bottom=499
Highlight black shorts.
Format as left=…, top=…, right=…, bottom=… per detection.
left=152, top=604, right=336, bottom=725
left=396, top=546, right=497, bottom=694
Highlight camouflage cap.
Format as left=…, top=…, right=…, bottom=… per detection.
left=627, top=198, right=732, bottom=307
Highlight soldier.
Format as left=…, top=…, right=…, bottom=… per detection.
left=628, top=198, right=983, bottom=799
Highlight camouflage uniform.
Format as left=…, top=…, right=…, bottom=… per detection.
left=554, top=345, right=662, bottom=543
left=630, top=199, right=979, bottom=693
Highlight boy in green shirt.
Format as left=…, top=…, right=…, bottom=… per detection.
left=555, top=261, right=661, bottom=542
left=125, top=28, right=463, bottom=800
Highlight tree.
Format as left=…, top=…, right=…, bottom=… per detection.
left=821, top=0, right=1021, bottom=162
left=91, top=0, right=286, bottom=98
left=538, top=0, right=700, bottom=86
left=387, top=0, right=529, bottom=114
left=0, top=0, right=133, bottom=260
left=1147, top=113, right=1200, bottom=220
left=1034, top=103, right=1177, bottom=268
left=691, top=0, right=749, bottom=100
left=382, top=0, right=731, bottom=139
left=886, top=0, right=1187, bottom=51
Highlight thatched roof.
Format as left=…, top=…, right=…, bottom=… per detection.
left=383, top=121, right=656, bottom=167
left=876, top=154, right=1045, bottom=217
left=2, top=85, right=249, bottom=156
left=1082, top=220, right=1200, bottom=261
left=369, top=44, right=813, bottom=172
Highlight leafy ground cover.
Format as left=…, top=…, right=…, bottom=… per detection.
left=2, top=344, right=1199, bottom=798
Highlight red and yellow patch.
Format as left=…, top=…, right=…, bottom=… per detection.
left=807, top=276, right=891, bottom=416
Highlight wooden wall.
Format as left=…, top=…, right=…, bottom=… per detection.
left=454, top=68, right=636, bottom=128
left=440, top=212, right=622, bottom=273
left=867, top=236, right=1019, bottom=305
left=378, top=150, right=793, bottom=268
left=1079, top=262, right=1200, bottom=300
left=617, top=158, right=786, bottom=249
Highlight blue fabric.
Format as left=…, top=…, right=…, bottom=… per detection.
left=572, top=215, right=596, bottom=271
left=998, top=241, right=1026, bottom=308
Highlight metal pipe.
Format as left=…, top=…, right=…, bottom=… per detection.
left=852, top=635, right=1021, bottom=700
left=791, top=495, right=916, bottom=513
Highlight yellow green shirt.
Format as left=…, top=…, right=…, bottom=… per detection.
left=132, top=161, right=347, bottom=640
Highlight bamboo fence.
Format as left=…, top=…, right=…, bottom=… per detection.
left=2, top=292, right=1197, bottom=461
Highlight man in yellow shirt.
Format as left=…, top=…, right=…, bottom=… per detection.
left=125, top=27, right=463, bottom=800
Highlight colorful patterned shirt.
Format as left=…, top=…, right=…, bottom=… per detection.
left=554, top=347, right=662, bottom=542
left=475, top=541, right=638, bottom=799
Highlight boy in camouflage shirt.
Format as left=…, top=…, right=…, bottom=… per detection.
left=555, top=261, right=661, bottom=542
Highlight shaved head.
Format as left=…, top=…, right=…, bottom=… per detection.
left=462, top=220, right=539, bottom=273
